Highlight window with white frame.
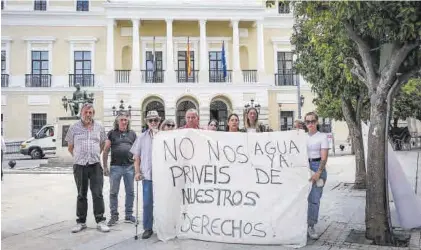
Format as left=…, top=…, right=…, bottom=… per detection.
left=144, top=51, right=163, bottom=82
left=34, top=0, right=47, bottom=11
left=319, top=117, right=332, bottom=133
left=276, top=52, right=296, bottom=86
left=1, top=50, right=6, bottom=74
left=280, top=111, right=294, bottom=131
left=73, top=51, right=93, bottom=86
left=31, top=113, right=47, bottom=137
left=76, top=0, right=89, bottom=11
left=177, top=51, right=196, bottom=82
left=278, top=1, right=291, bottom=14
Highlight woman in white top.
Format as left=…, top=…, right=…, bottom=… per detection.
left=242, top=107, right=266, bottom=133
left=305, top=111, right=329, bottom=240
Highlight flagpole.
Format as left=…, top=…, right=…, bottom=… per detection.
left=152, top=36, right=156, bottom=82
left=187, top=36, right=191, bottom=81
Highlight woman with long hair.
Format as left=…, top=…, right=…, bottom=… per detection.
left=225, top=113, right=240, bottom=132
left=243, top=107, right=266, bottom=132
left=304, top=111, right=329, bottom=240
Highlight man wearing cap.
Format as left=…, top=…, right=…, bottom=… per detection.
left=130, top=110, right=161, bottom=239
left=103, top=112, right=137, bottom=226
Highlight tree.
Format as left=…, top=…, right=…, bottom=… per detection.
left=393, top=78, right=421, bottom=126
left=291, top=4, right=368, bottom=189
left=292, top=1, right=421, bottom=245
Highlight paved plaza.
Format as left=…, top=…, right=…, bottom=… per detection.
left=1, top=151, right=421, bottom=250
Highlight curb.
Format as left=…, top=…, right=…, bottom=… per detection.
left=4, top=170, right=72, bottom=175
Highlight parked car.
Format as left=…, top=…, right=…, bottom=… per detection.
left=20, top=124, right=57, bottom=159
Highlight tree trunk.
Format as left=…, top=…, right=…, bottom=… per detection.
left=341, top=97, right=367, bottom=189
left=365, top=93, right=393, bottom=244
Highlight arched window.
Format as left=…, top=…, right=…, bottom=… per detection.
left=210, top=100, right=228, bottom=131
left=144, top=101, right=165, bottom=122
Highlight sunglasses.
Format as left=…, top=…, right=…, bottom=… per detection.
left=305, top=120, right=317, bottom=125
left=166, top=124, right=175, bottom=128
left=148, top=119, right=159, bottom=123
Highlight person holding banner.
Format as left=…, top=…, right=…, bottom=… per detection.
left=243, top=107, right=266, bottom=132
left=305, top=111, right=329, bottom=240
left=207, top=119, right=218, bottom=131
left=225, top=113, right=241, bottom=132
left=130, top=110, right=161, bottom=239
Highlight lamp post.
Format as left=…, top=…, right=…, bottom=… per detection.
left=244, top=99, right=261, bottom=114
left=112, top=99, right=132, bottom=117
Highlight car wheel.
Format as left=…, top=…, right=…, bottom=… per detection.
left=30, top=148, right=42, bottom=159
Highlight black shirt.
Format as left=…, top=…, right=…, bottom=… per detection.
left=107, top=129, right=137, bottom=166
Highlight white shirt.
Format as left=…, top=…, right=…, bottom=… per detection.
left=307, top=132, right=329, bottom=159
left=247, top=128, right=257, bottom=133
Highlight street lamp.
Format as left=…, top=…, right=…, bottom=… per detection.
left=300, top=95, right=305, bottom=107
left=112, top=99, right=132, bottom=117
left=244, top=99, right=261, bottom=114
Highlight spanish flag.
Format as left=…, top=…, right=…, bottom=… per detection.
left=187, top=36, right=192, bottom=77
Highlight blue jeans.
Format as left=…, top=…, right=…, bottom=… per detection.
left=308, top=161, right=327, bottom=227
left=109, top=165, right=135, bottom=218
left=142, top=180, right=153, bottom=230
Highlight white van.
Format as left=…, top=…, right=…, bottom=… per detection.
left=20, top=124, right=57, bottom=159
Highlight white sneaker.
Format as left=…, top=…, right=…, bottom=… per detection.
left=71, top=223, right=87, bottom=233
left=308, top=226, right=319, bottom=239
left=97, top=221, right=110, bottom=233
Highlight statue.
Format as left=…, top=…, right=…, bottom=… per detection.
left=62, top=83, right=94, bottom=117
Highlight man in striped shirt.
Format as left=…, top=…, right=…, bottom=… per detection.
left=65, top=103, right=110, bottom=233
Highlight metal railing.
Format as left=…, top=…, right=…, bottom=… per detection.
left=1, top=74, right=9, bottom=87
left=278, top=1, right=291, bottom=14
left=176, top=70, right=199, bottom=83
left=69, top=74, right=95, bottom=87
left=115, top=70, right=130, bottom=83
left=242, top=70, right=257, bottom=82
left=275, top=70, right=299, bottom=86
left=25, top=74, right=52, bottom=87
left=209, top=70, right=232, bottom=83
left=141, top=70, right=165, bottom=83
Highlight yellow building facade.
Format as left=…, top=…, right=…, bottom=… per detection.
left=1, top=0, right=348, bottom=143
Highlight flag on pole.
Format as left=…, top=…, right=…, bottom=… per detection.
left=187, top=36, right=192, bottom=77
left=221, top=41, right=227, bottom=79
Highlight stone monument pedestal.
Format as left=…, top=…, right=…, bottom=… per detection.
left=55, top=117, right=79, bottom=160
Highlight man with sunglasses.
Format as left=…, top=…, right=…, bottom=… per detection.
left=130, top=110, right=161, bottom=239
left=103, top=112, right=137, bottom=226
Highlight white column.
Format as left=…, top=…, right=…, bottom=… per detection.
left=199, top=19, right=208, bottom=83
left=256, top=19, right=265, bottom=82
left=231, top=19, right=242, bottom=83
left=131, top=18, right=141, bottom=84
left=106, top=18, right=115, bottom=85
left=165, top=18, right=175, bottom=84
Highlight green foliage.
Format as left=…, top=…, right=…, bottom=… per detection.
left=393, top=78, right=421, bottom=121
left=291, top=1, right=368, bottom=121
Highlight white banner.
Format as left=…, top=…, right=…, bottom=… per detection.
left=152, top=129, right=311, bottom=247
left=361, top=122, right=421, bottom=229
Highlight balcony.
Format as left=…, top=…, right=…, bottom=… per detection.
left=141, top=70, right=164, bottom=83
left=1, top=74, right=9, bottom=87
left=176, top=70, right=199, bottom=83
left=25, top=74, right=51, bottom=87
left=115, top=70, right=130, bottom=83
left=242, top=70, right=257, bottom=83
left=69, top=74, right=95, bottom=87
left=275, top=70, right=299, bottom=86
left=209, top=70, right=232, bottom=83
